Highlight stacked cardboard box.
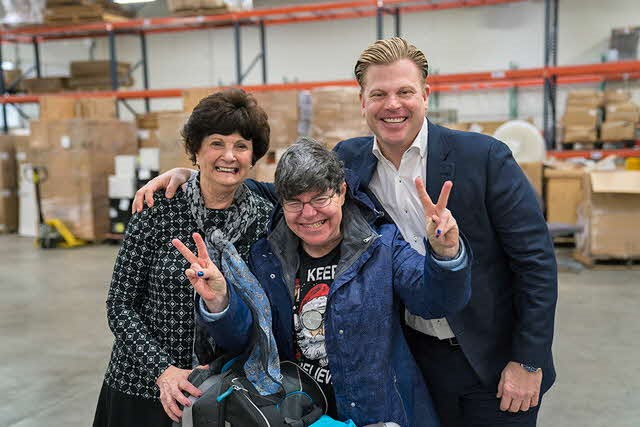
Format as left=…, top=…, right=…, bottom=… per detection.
left=182, top=87, right=299, bottom=155
left=601, top=90, right=639, bottom=141
left=562, top=91, right=603, bottom=144
left=253, top=90, right=299, bottom=151
left=39, top=96, right=117, bottom=121
left=0, top=136, right=19, bottom=233
left=27, top=120, right=137, bottom=240
left=157, top=112, right=192, bottom=172
left=575, top=170, right=640, bottom=261
left=44, top=0, right=131, bottom=25
left=310, top=86, right=370, bottom=149
left=69, top=61, right=133, bottom=90
left=22, top=77, right=69, bottom=94
left=167, top=0, right=251, bottom=15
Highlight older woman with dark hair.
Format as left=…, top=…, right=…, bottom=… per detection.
left=93, top=88, right=274, bottom=427
left=172, top=138, right=473, bottom=427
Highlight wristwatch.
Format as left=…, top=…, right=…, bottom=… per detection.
left=520, top=363, right=541, bottom=373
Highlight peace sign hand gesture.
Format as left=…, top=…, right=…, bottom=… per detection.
left=414, top=178, right=460, bottom=259
left=172, top=232, right=229, bottom=313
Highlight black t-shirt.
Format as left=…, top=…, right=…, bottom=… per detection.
left=294, top=245, right=340, bottom=418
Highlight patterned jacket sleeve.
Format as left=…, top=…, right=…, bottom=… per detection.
left=106, top=205, right=176, bottom=383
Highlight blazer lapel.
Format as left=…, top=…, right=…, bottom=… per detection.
left=426, top=120, right=455, bottom=201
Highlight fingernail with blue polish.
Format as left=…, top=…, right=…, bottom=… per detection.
left=436, top=229, right=442, bottom=238
left=197, top=271, right=204, bottom=277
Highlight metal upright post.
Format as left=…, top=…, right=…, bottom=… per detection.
left=394, top=7, right=401, bottom=37
left=0, top=39, right=7, bottom=133
left=32, top=37, right=41, bottom=78
left=108, top=29, right=119, bottom=118
left=235, top=21, right=242, bottom=84
left=543, top=0, right=558, bottom=150
left=260, top=20, right=267, bottom=84
left=376, top=7, right=384, bottom=40
left=140, top=32, right=150, bottom=112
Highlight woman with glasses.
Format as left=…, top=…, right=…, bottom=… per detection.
left=172, top=138, right=473, bottom=427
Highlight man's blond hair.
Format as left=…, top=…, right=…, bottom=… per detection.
left=354, top=37, right=429, bottom=88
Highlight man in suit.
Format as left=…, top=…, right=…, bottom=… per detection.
left=132, top=37, right=557, bottom=427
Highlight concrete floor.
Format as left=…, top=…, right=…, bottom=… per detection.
left=1, top=235, right=639, bottom=427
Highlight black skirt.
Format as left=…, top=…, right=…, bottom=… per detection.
left=93, top=381, right=173, bottom=427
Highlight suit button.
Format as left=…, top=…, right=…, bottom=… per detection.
left=350, top=402, right=356, bottom=407
left=270, top=274, right=276, bottom=279
left=339, top=329, right=344, bottom=335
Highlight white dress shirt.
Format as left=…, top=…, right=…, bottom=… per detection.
left=369, top=120, right=456, bottom=339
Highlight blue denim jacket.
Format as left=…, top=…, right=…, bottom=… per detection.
left=196, top=174, right=472, bottom=427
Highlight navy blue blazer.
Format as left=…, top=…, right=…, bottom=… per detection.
left=333, top=120, right=558, bottom=393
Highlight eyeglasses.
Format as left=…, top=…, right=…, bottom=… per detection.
left=282, top=192, right=335, bottom=213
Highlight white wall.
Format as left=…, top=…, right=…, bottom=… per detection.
left=4, top=0, right=640, bottom=128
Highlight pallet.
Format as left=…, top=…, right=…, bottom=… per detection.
left=573, top=251, right=640, bottom=270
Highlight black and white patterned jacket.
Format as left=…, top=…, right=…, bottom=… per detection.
left=103, top=188, right=272, bottom=399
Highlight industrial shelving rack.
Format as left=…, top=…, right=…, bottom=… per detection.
left=1, top=0, right=639, bottom=159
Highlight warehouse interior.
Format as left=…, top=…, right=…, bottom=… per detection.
left=0, top=0, right=639, bottom=426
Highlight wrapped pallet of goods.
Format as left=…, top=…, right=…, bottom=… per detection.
left=27, top=119, right=137, bottom=241
left=575, top=170, right=640, bottom=265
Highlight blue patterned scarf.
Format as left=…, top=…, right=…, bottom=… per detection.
left=185, top=173, right=282, bottom=395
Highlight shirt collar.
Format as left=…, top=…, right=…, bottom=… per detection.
left=371, top=119, right=429, bottom=161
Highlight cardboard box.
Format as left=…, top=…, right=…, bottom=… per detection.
left=70, top=60, right=130, bottom=78
left=563, top=125, right=597, bottom=143
left=0, top=137, right=18, bottom=190
left=604, top=89, right=631, bottom=104
left=567, top=90, right=604, bottom=108
left=545, top=168, right=585, bottom=225
left=576, top=170, right=640, bottom=259
left=38, top=96, right=117, bottom=121
left=562, top=107, right=599, bottom=127
left=605, top=103, right=640, bottom=123
left=0, top=189, right=18, bottom=233
left=253, top=90, right=299, bottom=150
left=311, top=86, right=370, bottom=149
left=22, top=77, right=69, bottom=94
left=77, top=98, right=117, bottom=119
left=518, top=161, right=543, bottom=199
left=0, top=136, right=18, bottom=233
left=601, top=121, right=636, bottom=141
left=27, top=120, right=137, bottom=240
left=3, top=69, right=24, bottom=91
left=468, top=120, right=507, bottom=136
left=183, top=88, right=217, bottom=113
left=39, top=96, right=77, bottom=121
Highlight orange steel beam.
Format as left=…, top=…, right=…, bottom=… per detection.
left=0, top=0, right=529, bottom=40
left=548, top=146, right=640, bottom=160
left=2, top=62, right=638, bottom=104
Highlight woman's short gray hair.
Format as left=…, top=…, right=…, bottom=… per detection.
left=275, top=137, right=345, bottom=201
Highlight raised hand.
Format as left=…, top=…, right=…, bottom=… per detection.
left=414, top=178, right=460, bottom=258
left=132, top=167, right=194, bottom=213
left=172, top=232, right=229, bottom=313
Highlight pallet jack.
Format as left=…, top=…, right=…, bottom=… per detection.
left=27, top=166, right=86, bottom=249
